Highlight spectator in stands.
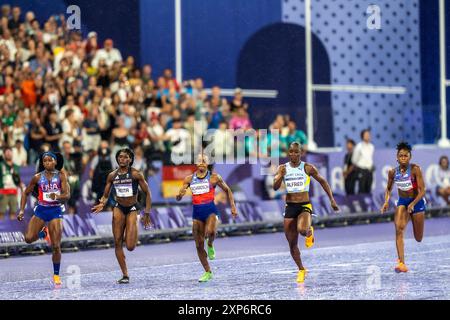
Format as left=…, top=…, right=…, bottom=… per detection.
left=141, top=64, right=152, bottom=83
left=90, top=140, right=114, bottom=201
left=12, top=139, right=27, bottom=167
left=352, top=129, right=375, bottom=194
left=28, top=113, right=47, bottom=164
left=343, top=139, right=357, bottom=195
left=61, top=108, right=82, bottom=150
left=44, top=110, right=63, bottom=151
left=62, top=140, right=82, bottom=214
left=437, top=155, right=450, bottom=205
left=213, top=121, right=234, bottom=163
left=82, top=105, right=103, bottom=154
left=1, top=5, right=10, bottom=20
left=10, top=116, right=27, bottom=147
left=229, top=107, right=252, bottom=130
left=283, top=120, right=308, bottom=152
left=59, top=94, right=83, bottom=122
left=85, top=31, right=98, bottom=61
left=111, top=116, right=130, bottom=155
left=162, top=118, right=191, bottom=164
left=230, top=87, right=248, bottom=113
left=0, top=147, right=22, bottom=220
left=92, top=38, right=123, bottom=68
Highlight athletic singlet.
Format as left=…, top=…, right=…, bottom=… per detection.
left=191, top=171, right=215, bottom=205
left=113, top=168, right=139, bottom=198
left=393, top=164, right=418, bottom=192
left=37, top=171, right=62, bottom=206
left=283, top=162, right=311, bottom=193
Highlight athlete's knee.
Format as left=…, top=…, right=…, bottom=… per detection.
left=126, top=243, right=136, bottom=251
left=395, top=223, right=406, bottom=235
left=195, top=239, right=205, bottom=250
left=114, top=238, right=123, bottom=248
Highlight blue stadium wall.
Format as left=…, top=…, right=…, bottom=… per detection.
left=0, top=0, right=448, bottom=147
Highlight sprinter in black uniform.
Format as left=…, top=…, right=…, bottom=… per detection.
left=92, top=148, right=152, bottom=284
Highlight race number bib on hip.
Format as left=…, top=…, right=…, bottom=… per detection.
left=43, top=191, right=60, bottom=202
left=190, top=181, right=210, bottom=195
left=115, top=184, right=133, bottom=197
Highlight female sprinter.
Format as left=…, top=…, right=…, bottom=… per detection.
left=381, top=142, right=426, bottom=273
left=274, top=142, right=339, bottom=283
left=91, top=148, right=152, bottom=284
left=17, top=151, right=70, bottom=286
left=176, top=153, right=237, bottom=282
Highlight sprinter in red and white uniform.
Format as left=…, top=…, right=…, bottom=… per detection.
left=176, top=154, right=237, bottom=282
left=381, top=142, right=426, bottom=273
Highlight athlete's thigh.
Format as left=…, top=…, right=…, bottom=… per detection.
left=112, top=207, right=127, bottom=241
left=284, top=218, right=298, bottom=242
left=48, top=218, right=63, bottom=244
left=205, top=214, right=218, bottom=234
left=410, top=212, right=425, bottom=239
left=26, top=215, right=46, bottom=236
left=297, top=211, right=312, bottom=231
left=394, top=205, right=410, bottom=229
left=125, top=211, right=138, bottom=244
left=193, top=219, right=206, bottom=243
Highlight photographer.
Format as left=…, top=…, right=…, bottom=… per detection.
left=0, top=147, right=23, bottom=220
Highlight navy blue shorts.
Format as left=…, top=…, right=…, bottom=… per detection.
left=114, top=202, right=140, bottom=215
left=34, top=205, right=63, bottom=222
left=397, top=197, right=426, bottom=214
left=193, top=202, right=218, bottom=223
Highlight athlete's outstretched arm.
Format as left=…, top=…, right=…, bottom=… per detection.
left=273, top=165, right=286, bottom=191
left=133, top=170, right=152, bottom=228
left=215, top=174, right=237, bottom=218
left=407, top=165, right=426, bottom=214
left=17, top=174, right=40, bottom=221
left=381, top=169, right=395, bottom=214
left=176, top=175, right=192, bottom=201
left=307, top=164, right=339, bottom=211
left=91, top=171, right=115, bottom=214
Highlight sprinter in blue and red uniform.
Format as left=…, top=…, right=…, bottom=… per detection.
left=176, top=154, right=237, bottom=282
left=17, top=151, right=70, bottom=286
left=381, top=142, right=426, bottom=273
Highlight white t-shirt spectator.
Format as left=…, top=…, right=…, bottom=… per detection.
left=437, top=167, right=450, bottom=188
left=0, top=38, right=17, bottom=62
left=92, top=48, right=123, bottom=68
left=351, top=141, right=374, bottom=170
left=12, top=146, right=28, bottom=167
left=59, top=105, right=84, bottom=123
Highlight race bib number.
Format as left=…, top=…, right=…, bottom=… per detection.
left=190, top=181, right=210, bottom=195
left=115, top=184, right=133, bottom=197
left=43, top=191, right=60, bottom=202
left=285, top=178, right=306, bottom=193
